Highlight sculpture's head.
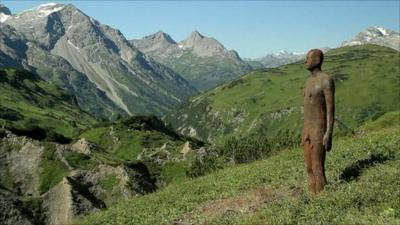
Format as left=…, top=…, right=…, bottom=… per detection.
left=305, top=49, right=324, bottom=71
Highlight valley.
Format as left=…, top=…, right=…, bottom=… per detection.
left=0, top=2, right=399, bottom=225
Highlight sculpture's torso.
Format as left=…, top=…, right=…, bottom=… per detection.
left=303, top=73, right=328, bottom=142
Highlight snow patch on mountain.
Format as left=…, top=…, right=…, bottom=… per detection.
left=376, top=27, right=389, bottom=36
left=0, top=13, right=9, bottom=22
left=37, top=5, right=64, bottom=17
left=18, top=3, right=65, bottom=18
left=39, top=3, right=58, bottom=7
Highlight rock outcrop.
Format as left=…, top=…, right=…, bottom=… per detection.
left=0, top=131, right=43, bottom=196
left=42, top=177, right=105, bottom=225
left=71, top=138, right=93, bottom=154
left=0, top=189, right=43, bottom=225
left=0, top=129, right=159, bottom=224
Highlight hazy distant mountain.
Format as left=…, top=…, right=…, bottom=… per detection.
left=342, top=26, right=400, bottom=51
left=248, top=28, right=400, bottom=69
left=131, top=30, right=253, bottom=91
left=245, top=50, right=306, bottom=69
left=246, top=47, right=334, bottom=69
left=1, top=3, right=197, bottom=118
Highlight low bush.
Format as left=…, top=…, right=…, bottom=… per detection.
left=186, top=148, right=224, bottom=178
left=186, top=130, right=300, bottom=178
left=220, top=129, right=300, bottom=164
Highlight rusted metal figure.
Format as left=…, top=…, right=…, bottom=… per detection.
left=302, top=49, right=335, bottom=194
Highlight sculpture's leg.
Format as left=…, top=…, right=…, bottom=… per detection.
left=303, top=139, right=316, bottom=194
left=322, top=148, right=327, bottom=185
left=311, top=141, right=327, bottom=194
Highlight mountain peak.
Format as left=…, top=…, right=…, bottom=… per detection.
left=367, top=26, right=395, bottom=36
left=180, top=30, right=207, bottom=47
left=342, top=26, right=400, bottom=51
left=188, top=30, right=204, bottom=41
left=0, top=4, right=11, bottom=23
left=177, top=30, right=238, bottom=58
left=152, top=30, right=177, bottom=44
left=131, top=31, right=177, bottom=48
left=0, top=4, right=11, bottom=15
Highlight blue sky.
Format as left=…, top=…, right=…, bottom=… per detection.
left=3, top=1, right=400, bottom=58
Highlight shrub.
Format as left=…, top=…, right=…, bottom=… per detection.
left=219, top=129, right=300, bottom=164
left=356, top=103, right=385, bottom=124
left=0, top=106, right=24, bottom=121
left=65, top=152, right=97, bottom=170
left=186, top=148, right=224, bottom=178
left=186, top=130, right=300, bottom=178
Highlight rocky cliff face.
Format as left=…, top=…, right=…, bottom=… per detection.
left=1, top=3, right=197, bottom=118
left=0, top=23, right=31, bottom=70
left=131, top=30, right=253, bottom=91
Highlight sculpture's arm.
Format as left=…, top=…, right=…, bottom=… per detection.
left=323, top=77, right=335, bottom=151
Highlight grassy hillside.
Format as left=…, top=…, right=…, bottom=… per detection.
left=78, top=111, right=400, bottom=225
left=0, top=68, right=96, bottom=138
left=166, top=45, right=400, bottom=144
left=162, top=51, right=253, bottom=91
left=35, top=116, right=205, bottom=194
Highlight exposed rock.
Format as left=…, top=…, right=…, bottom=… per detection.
left=0, top=4, right=11, bottom=16
left=124, top=162, right=157, bottom=194
left=137, top=147, right=171, bottom=165
left=0, top=131, right=43, bottom=196
left=33, top=161, right=157, bottom=225
left=42, top=177, right=105, bottom=225
left=71, top=138, right=92, bottom=154
left=187, top=126, right=197, bottom=137
left=0, top=4, right=11, bottom=23
left=71, top=164, right=131, bottom=201
left=180, top=141, right=192, bottom=157
left=42, top=178, right=73, bottom=225
left=0, top=129, right=161, bottom=225
left=109, top=126, right=120, bottom=145
left=0, top=189, right=42, bottom=225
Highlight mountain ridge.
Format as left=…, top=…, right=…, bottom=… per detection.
left=130, top=30, right=253, bottom=91
left=342, top=26, right=400, bottom=51
left=1, top=3, right=198, bottom=118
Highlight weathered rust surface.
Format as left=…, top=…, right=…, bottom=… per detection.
left=302, top=49, right=335, bottom=194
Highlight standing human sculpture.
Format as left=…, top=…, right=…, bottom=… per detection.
left=302, top=49, right=335, bottom=194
